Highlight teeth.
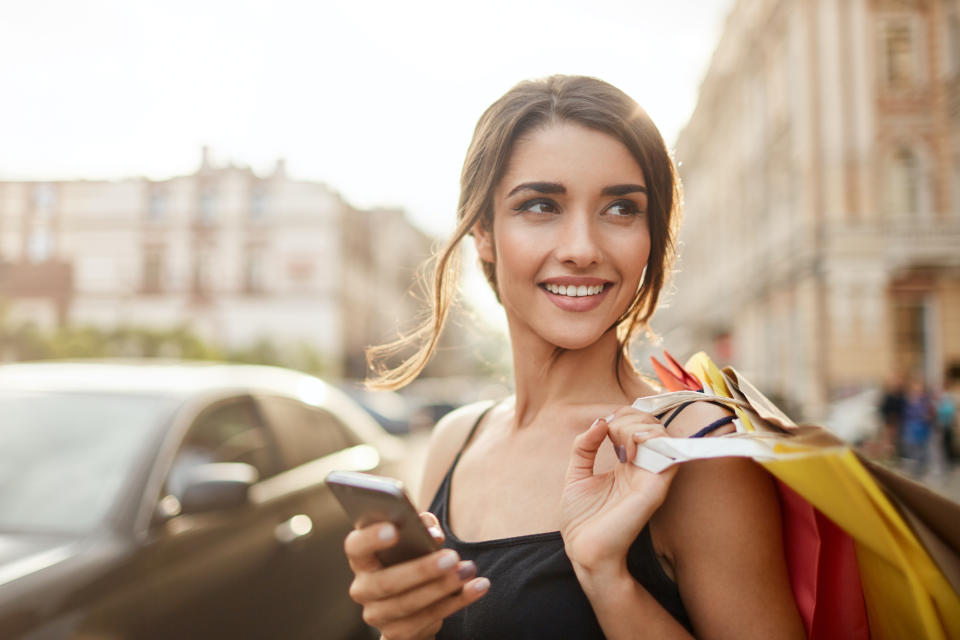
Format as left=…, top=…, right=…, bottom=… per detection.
left=544, top=283, right=605, bottom=297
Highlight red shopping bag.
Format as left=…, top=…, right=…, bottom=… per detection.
left=652, top=352, right=870, bottom=639
left=778, top=481, right=869, bottom=639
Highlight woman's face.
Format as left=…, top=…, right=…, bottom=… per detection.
left=476, top=120, right=651, bottom=351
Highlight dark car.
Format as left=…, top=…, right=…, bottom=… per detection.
left=0, top=361, right=407, bottom=640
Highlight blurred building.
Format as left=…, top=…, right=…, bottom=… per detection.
left=667, top=0, right=960, bottom=417
left=341, top=206, right=433, bottom=378
left=0, top=148, right=436, bottom=376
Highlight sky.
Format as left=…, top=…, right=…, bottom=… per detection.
left=0, top=0, right=734, bottom=238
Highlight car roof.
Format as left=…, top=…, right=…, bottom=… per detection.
left=0, top=360, right=329, bottom=401
left=0, top=360, right=402, bottom=452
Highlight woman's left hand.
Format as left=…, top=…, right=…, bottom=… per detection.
left=560, top=407, right=677, bottom=574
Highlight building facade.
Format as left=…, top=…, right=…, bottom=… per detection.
left=666, top=0, right=960, bottom=417
left=0, top=149, right=435, bottom=377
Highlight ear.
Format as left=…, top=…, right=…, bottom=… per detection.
left=472, top=224, right=496, bottom=264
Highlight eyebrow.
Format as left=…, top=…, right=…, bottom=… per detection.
left=602, top=184, right=647, bottom=196
left=506, top=182, right=647, bottom=198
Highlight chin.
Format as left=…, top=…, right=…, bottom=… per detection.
left=544, top=331, right=610, bottom=353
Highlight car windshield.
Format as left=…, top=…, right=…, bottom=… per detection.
left=0, top=391, right=179, bottom=534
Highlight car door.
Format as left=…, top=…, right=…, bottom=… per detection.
left=96, top=395, right=290, bottom=639
left=253, top=394, right=382, bottom=640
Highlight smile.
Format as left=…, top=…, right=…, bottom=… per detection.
left=542, top=283, right=606, bottom=297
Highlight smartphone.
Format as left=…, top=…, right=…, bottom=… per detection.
left=325, top=470, right=441, bottom=566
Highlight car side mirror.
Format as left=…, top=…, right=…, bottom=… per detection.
left=178, top=462, right=259, bottom=515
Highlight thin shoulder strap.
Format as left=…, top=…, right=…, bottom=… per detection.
left=449, top=401, right=497, bottom=470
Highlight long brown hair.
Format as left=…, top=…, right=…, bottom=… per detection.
left=367, top=75, right=682, bottom=390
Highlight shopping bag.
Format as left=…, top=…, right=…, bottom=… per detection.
left=642, top=352, right=960, bottom=640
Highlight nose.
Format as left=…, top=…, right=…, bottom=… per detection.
left=553, top=211, right=602, bottom=267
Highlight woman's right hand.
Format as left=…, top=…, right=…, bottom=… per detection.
left=344, top=512, right=490, bottom=640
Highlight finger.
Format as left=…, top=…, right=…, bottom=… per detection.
left=345, top=522, right=397, bottom=573
left=605, top=405, right=660, bottom=427
left=420, top=512, right=445, bottom=544
left=566, top=417, right=609, bottom=483
left=381, top=577, right=491, bottom=640
left=351, top=548, right=462, bottom=603
left=626, top=425, right=668, bottom=462
left=363, top=559, right=477, bottom=625
left=422, top=577, right=491, bottom=627
left=631, top=425, right=669, bottom=445
left=605, top=413, right=662, bottom=462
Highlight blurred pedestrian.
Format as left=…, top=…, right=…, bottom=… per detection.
left=879, top=375, right=906, bottom=459
left=935, top=389, right=957, bottom=469
left=902, top=379, right=934, bottom=476
left=342, top=76, right=803, bottom=639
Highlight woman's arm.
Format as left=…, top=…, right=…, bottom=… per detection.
left=562, top=411, right=692, bottom=639
left=562, top=404, right=804, bottom=639
left=657, top=456, right=804, bottom=639
left=656, top=402, right=803, bottom=638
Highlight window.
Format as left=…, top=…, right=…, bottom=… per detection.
left=883, top=20, right=918, bottom=87
left=148, top=190, right=167, bottom=221
left=192, top=249, right=213, bottom=295
left=32, top=184, right=56, bottom=217
left=244, top=247, right=265, bottom=294
left=166, top=398, right=279, bottom=498
left=886, top=146, right=921, bottom=215
left=142, top=247, right=164, bottom=294
left=250, top=187, right=268, bottom=219
left=198, top=188, right=217, bottom=224
left=27, top=227, right=52, bottom=263
left=949, top=12, right=960, bottom=76
left=256, top=396, right=359, bottom=470
left=891, top=295, right=929, bottom=380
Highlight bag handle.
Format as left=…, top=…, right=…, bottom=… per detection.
left=633, top=390, right=752, bottom=416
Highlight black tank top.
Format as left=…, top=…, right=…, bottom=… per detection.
left=428, top=405, right=696, bottom=638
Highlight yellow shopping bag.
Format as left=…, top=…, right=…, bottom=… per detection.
left=642, top=352, right=960, bottom=639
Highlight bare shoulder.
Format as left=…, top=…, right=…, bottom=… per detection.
left=654, top=457, right=803, bottom=637
left=416, top=400, right=497, bottom=509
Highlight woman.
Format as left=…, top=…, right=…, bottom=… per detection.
left=344, top=76, right=804, bottom=639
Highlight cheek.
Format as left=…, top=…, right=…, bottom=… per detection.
left=492, top=226, right=541, bottom=280
left=614, top=228, right=652, bottom=278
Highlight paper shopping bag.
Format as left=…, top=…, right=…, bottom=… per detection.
left=644, top=352, right=960, bottom=640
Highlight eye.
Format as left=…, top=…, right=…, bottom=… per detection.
left=514, top=198, right=559, bottom=215
left=605, top=199, right=643, bottom=217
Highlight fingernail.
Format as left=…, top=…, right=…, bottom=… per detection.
left=473, top=577, right=491, bottom=592
left=590, top=418, right=601, bottom=428
left=378, top=524, right=397, bottom=542
left=616, top=445, right=627, bottom=463
left=428, top=526, right=443, bottom=539
left=604, top=413, right=616, bottom=423
left=457, top=561, right=477, bottom=581
left=437, top=550, right=458, bottom=570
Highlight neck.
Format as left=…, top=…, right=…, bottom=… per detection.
left=508, top=328, right=648, bottom=429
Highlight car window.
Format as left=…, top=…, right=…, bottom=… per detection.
left=166, top=397, right=279, bottom=498
left=256, top=396, right=360, bottom=470
left=0, top=391, right=178, bottom=534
